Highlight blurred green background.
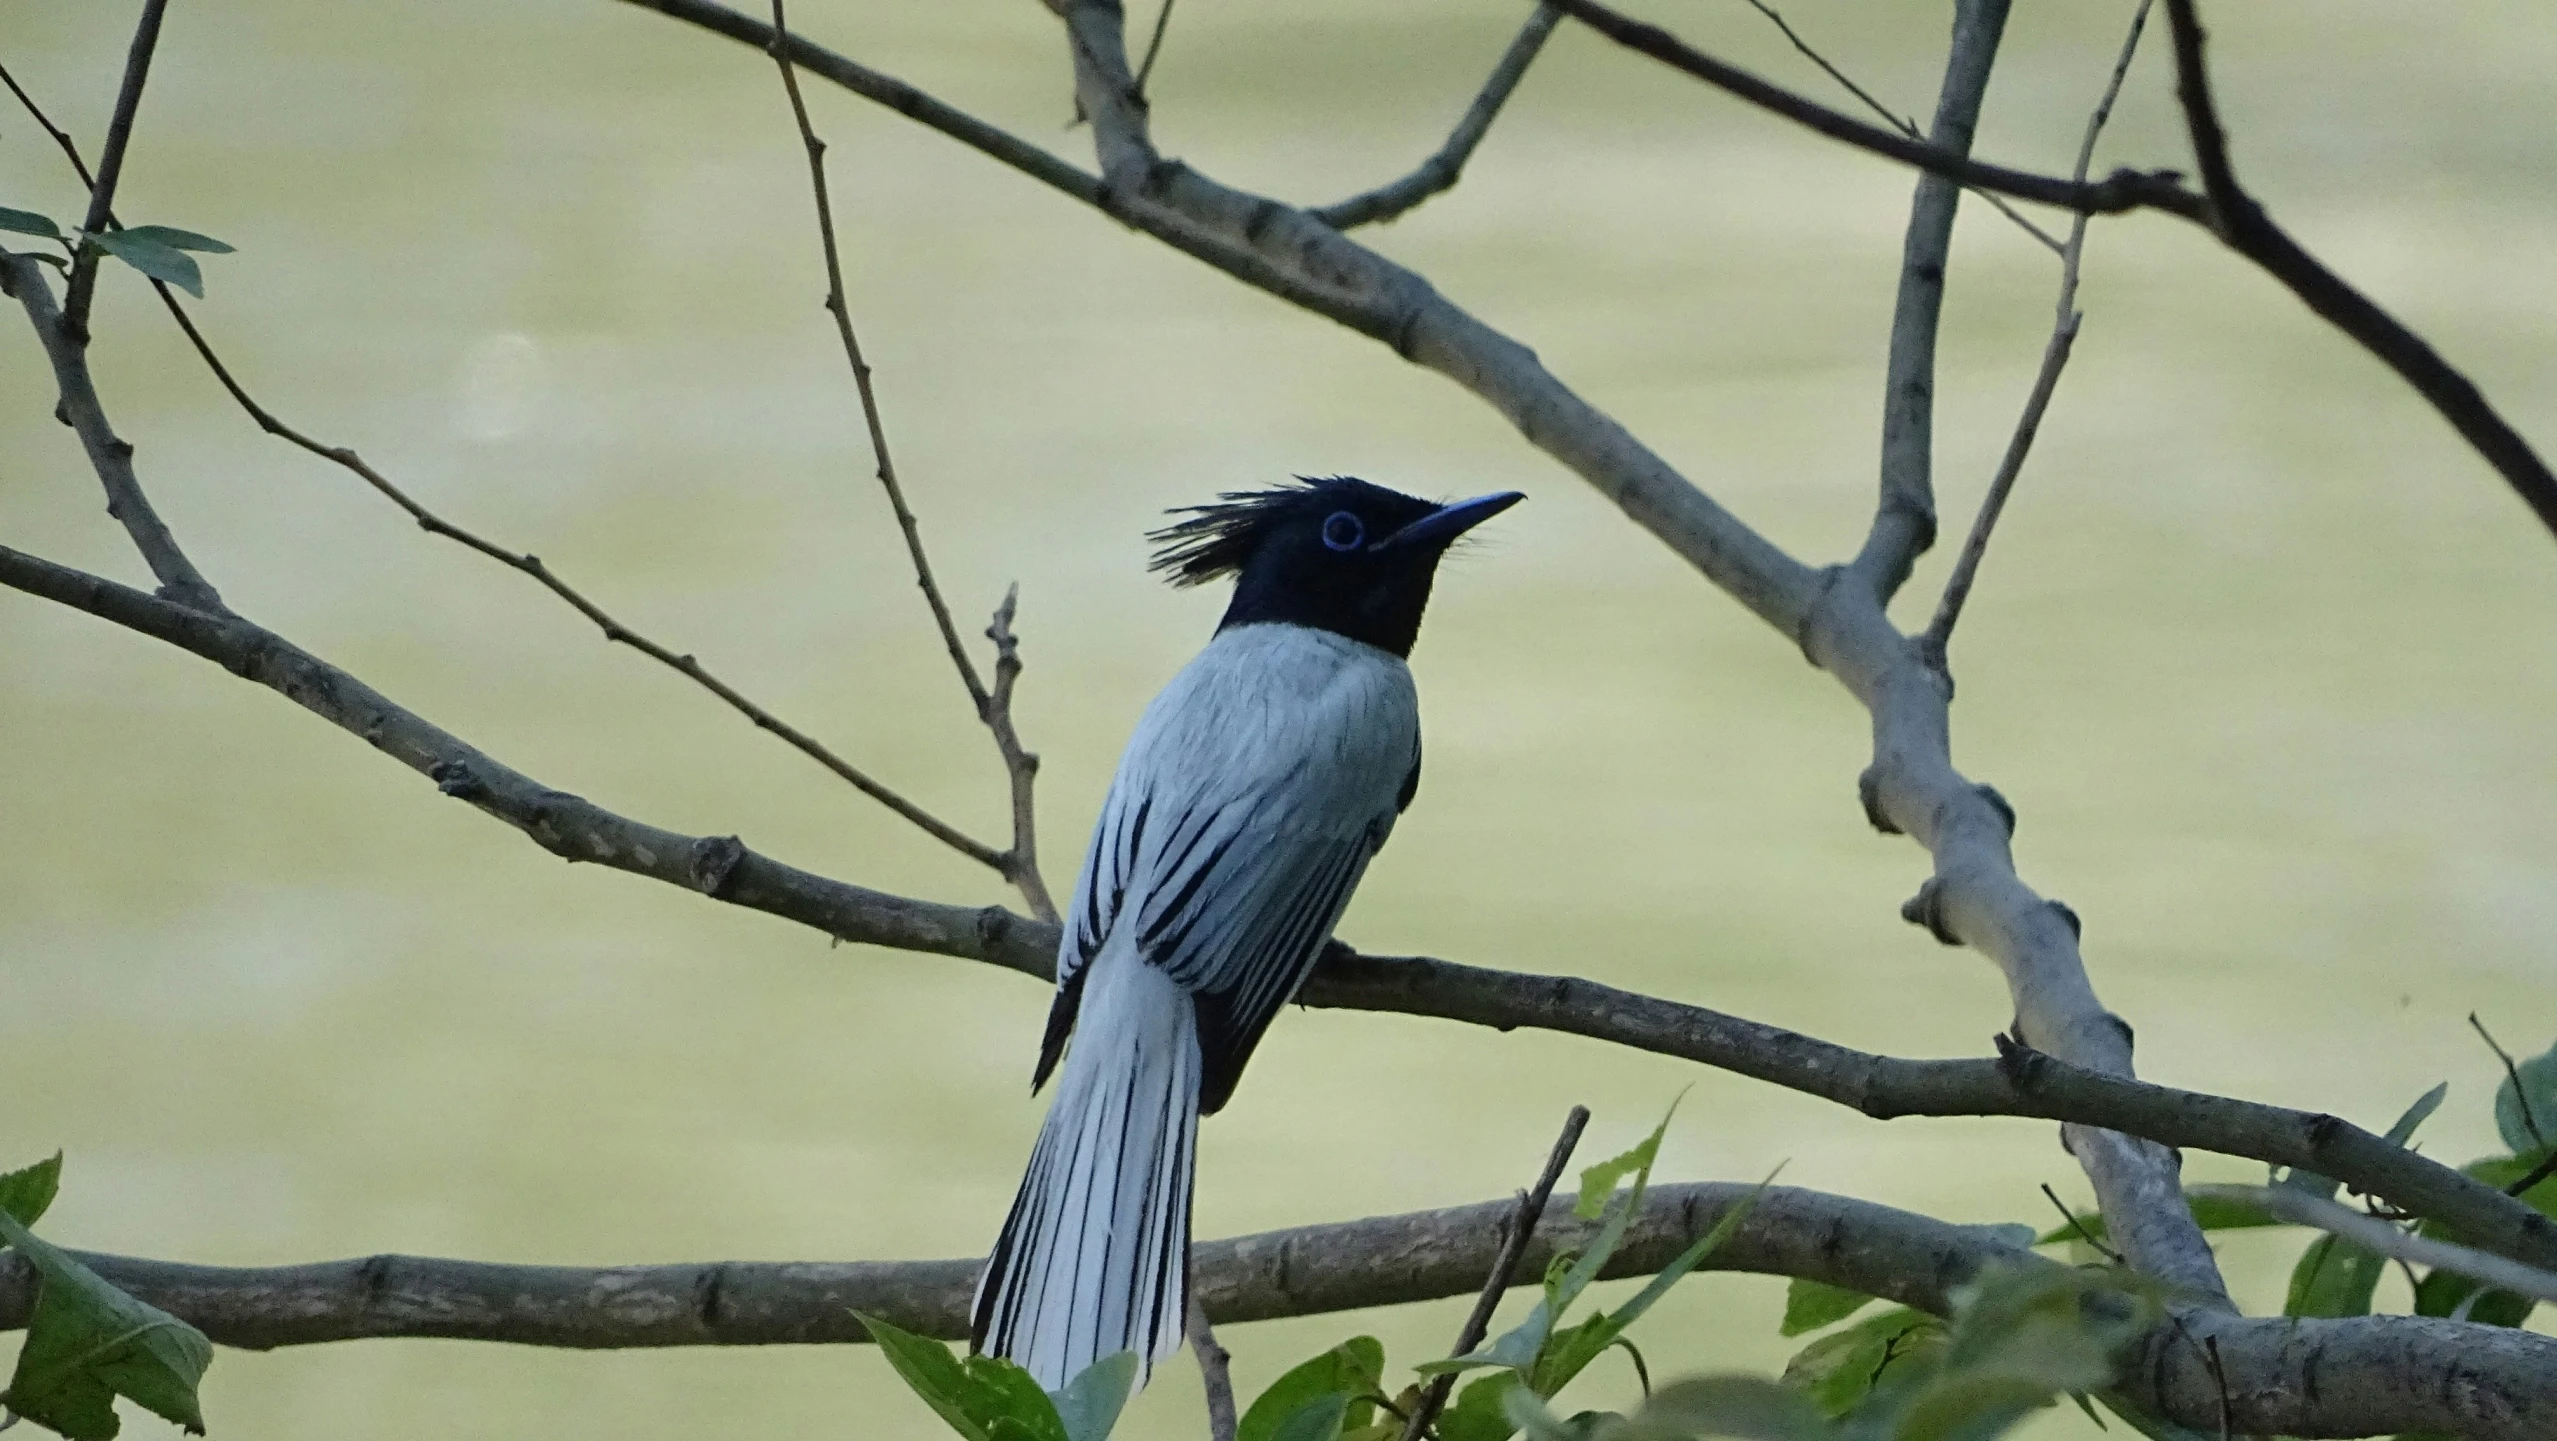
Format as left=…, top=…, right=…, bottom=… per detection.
left=3, top=0, right=2553, bottom=1436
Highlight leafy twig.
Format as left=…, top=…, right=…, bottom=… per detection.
left=2471, top=1013, right=2548, bottom=1150
left=1922, top=0, right=2150, bottom=658
left=1400, top=1105, right=1589, bottom=1441
left=2191, top=1184, right=2557, bottom=1305
left=768, top=0, right=1056, bottom=920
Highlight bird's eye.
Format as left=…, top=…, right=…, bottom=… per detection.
left=1320, top=511, right=1365, bottom=552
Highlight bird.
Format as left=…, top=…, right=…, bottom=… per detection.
left=969, top=476, right=1524, bottom=1391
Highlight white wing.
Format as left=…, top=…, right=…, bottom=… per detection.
left=1036, top=626, right=1419, bottom=1112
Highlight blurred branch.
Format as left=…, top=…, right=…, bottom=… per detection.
left=1131, top=0, right=1173, bottom=98
left=1735, top=0, right=2059, bottom=254
left=1847, top=0, right=2012, bottom=603
left=58, top=0, right=168, bottom=338
left=2191, top=1185, right=2557, bottom=1306
left=1309, top=3, right=1561, bottom=230
left=4, top=1182, right=2548, bottom=1437
left=1923, top=0, right=2152, bottom=659
left=0, top=253, right=223, bottom=612
left=1553, top=0, right=2557, bottom=542
left=767, top=0, right=1055, bottom=919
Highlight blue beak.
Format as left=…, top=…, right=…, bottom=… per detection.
left=1374, top=490, right=1525, bottom=552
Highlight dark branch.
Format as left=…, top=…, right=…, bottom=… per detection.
left=1402, top=1105, right=1587, bottom=1441
left=59, top=0, right=169, bottom=337
left=1541, top=0, right=2203, bottom=221
left=1, top=253, right=223, bottom=612
left=1310, top=4, right=1561, bottom=230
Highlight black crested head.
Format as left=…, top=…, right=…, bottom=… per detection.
left=1147, top=476, right=1522, bottom=657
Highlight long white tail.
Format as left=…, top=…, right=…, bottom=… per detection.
left=971, top=954, right=1200, bottom=1391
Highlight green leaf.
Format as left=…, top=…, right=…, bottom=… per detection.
left=110, top=224, right=232, bottom=254
left=853, top=1311, right=1068, bottom=1441
left=1267, top=1393, right=1349, bottom=1441
left=1240, top=1338, right=1383, bottom=1441
left=0, top=1153, right=63, bottom=1227
left=2410, top=1267, right=2534, bottom=1329
left=87, top=232, right=204, bottom=298
left=2283, top=1234, right=2385, bottom=1319
left=0, top=206, right=64, bottom=240
left=1051, top=1352, right=1137, bottom=1441
left=0, top=1207, right=213, bottom=1438
left=2493, top=1041, right=2557, bottom=1155
left=2385, top=1082, right=2450, bottom=1147
left=1575, top=1099, right=1682, bottom=1222
left=1780, top=1306, right=1942, bottom=1419
left=1436, top=1372, right=1523, bottom=1441
left=1531, top=1182, right=1767, bottom=1398
left=1498, top=1385, right=1582, bottom=1441
left=2461, top=1152, right=2557, bottom=1219
left=1621, top=1376, right=1830, bottom=1439
left=1781, top=1279, right=1877, bottom=1337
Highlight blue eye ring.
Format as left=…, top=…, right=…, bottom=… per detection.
left=1320, top=511, right=1365, bottom=552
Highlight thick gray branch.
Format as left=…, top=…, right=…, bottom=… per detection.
left=1848, top=0, right=2009, bottom=602
left=4, top=1184, right=2545, bottom=1438
left=3, top=253, right=222, bottom=611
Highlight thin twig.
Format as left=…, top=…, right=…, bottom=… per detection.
left=2505, top=1148, right=2557, bottom=1201
left=0, top=60, right=101, bottom=188
left=768, top=0, right=1056, bottom=919
left=1923, top=0, right=2150, bottom=658
left=59, top=0, right=169, bottom=339
left=2471, top=1013, right=2548, bottom=1151
left=2039, top=1182, right=2124, bottom=1265
left=1735, top=0, right=2061, bottom=254
left=1132, top=0, right=1174, bottom=99
left=1311, top=4, right=1561, bottom=230
left=1401, top=1105, right=1590, bottom=1441
left=0, top=60, right=1002, bottom=869
left=1186, top=1296, right=1237, bottom=1441
left=2192, top=1184, right=2557, bottom=1305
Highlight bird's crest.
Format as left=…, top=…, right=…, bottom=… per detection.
left=1146, top=476, right=1422, bottom=587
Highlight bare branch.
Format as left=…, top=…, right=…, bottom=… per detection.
left=2193, top=1185, right=2557, bottom=1306
left=1848, top=0, right=2012, bottom=602
left=1546, top=0, right=2557, bottom=542
left=1185, top=1297, right=1236, bottom=1441
left=1733, top=0, right=2060, bottom=253
left=1924, top=0, right=2151, bottom=658
left=0, top=60, right=102, bottom=189
left=1310, top=4, right=1561, bottom=230
left=5, top=1181, right=2549, bottom=1437
left=765, top=0, right=1054, bottom=913
left=58, top=0, right=168, bottom=337
left=1, top=254, right=222, bottom=611
left=1402, top=1105, right=1587, bottom=1441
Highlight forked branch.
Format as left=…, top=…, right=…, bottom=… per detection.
left=1310, top=3, right=1561, bottom=230
left=769, top=0, right=1056, bottom=919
